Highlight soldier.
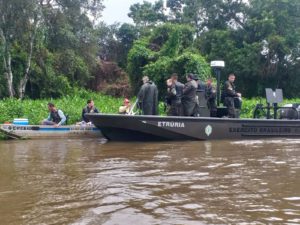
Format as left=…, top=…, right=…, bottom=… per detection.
left=205, top=79, right=217, bottom=117
left=165, top=73, right=184, bottom=116
left=137, top=76, right=159, bottom=115
left=182, top=73, right=198, bottom=116
left=222, top=73, right=242, bottom=118
left=192, top=74, right=206, bottom=92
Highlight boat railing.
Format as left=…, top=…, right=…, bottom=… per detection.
left=128, top=99, right=140, bottom=115
left=252, top=88, right=300, bottom=120
left=253, top=104, right=299, bottom=119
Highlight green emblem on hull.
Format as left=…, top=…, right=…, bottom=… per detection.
left=205, top=125, right=212, bottom=136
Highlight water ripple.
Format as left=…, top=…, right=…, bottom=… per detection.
left=0, top=139, right=300, bottom=224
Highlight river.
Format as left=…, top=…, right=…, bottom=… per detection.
left=0, top=138, right=300, bottom=225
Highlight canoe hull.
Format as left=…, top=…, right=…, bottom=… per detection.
left=0, top=124, right=101, bottom=139
left=86, top=113, right=300, bottom=141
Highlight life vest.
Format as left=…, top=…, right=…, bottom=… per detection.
left=50, top=110, right=61, bottom=123
left=85, top=106, right=97, bottom=113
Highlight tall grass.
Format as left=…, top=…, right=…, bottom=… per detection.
left=0, top=89, right=126, bottom=125
left=1, top=90, right=300, bottom=125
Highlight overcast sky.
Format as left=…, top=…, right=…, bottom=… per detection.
left=102, top=0, right=157, bottom=24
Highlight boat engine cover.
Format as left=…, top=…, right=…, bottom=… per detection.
left=279, top=104, right=300, bottom=119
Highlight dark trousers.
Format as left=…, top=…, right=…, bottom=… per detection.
left=224, top=97, right=236, bottom=118
left=207, top=100, right=217, bottom=117
left=168, top=102, right=183, bottom=116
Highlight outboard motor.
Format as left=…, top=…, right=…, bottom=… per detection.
left=279, top=104, right=300, bottom=119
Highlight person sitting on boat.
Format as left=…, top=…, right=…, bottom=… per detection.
left=165, top=73, right=184, bottom=116
left=222, top=73, right=242, bottom=118
left=182, top=73, right=198, bottom=116
left=82, top=99, right=99, bottom=123
left=42, top=102, right=66, bottom=127
left=205, top=79, right=217, bottom=117
left=119, top=98, right=132, bottom=114
left=137, top=76, right=159, bottom=115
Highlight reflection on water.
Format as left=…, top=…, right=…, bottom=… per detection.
left=0, top=138, right=300, bottom=225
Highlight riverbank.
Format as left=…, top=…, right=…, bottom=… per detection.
left=0, top=89, right=127, bottom=125
left=1, top=89, right=299, bottom=140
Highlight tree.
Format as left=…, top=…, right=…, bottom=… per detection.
left=116, top=23, right=139, bottom=67
left=194, top=0, right=300, bottom=97
left=0, top=0, right=104, bottom=99
left=180, top=0, right=248, bottom=36
left=96, top=22, right=138, bottom=68
left=127, top=23, right=211, bottom=97
left=0, top=0, right=40, bottom=98
left=128, top=0, right=166, bottom=28
left=246, top=0, right=300, bottom=93
left=166, top=0, right=184, bottom=23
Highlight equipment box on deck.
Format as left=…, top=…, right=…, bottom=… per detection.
left=13, top=118, right=29, bottom=125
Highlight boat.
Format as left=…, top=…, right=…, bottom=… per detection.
left=86, top=89, right=300, bottom=141
left=86, top=113, right=300, bottom=141
left=85, top=82, right=300, bottom=142
left=0, top=124, right=101, bottom=139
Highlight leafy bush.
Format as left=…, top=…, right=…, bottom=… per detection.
left=0, top=89, right=125, bottom=125
left=2, top=86, right=300, bottom=133
left=127, top=23, right=211, bottom=97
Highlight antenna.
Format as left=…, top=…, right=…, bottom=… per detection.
left=210, top=60, right=225, bottom=106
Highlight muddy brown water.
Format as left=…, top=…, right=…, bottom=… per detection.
left=0, top=138, right=299, bottom=225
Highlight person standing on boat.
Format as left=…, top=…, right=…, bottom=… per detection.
left=42, top=102, right=66, bottom=127
left=182, top=73, right=198, bottom=116
left=137, top=76, right=159, bottom=115
left=222, top=73, right=242, bottom=118
left=193, top=74, right=206, bottom=92
left=205, top=79, right=217, bottom=117
left=191, top=74, right=206, bottom=117
left=166, top=73, right=184, bottom=116
left=82, top=99, right=99, bottom=123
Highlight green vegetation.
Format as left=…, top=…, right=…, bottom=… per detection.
left=0, top=132, right=7, bottom=140
left=0, top=0, right=299, bottom=104
left=0, top=89, right=124, bottom=125
left=1, top=89, right=299, bottom=125
left=126, top=0, right=300, bottom=98
left=127, top=23, right=211, bottom=97
left=0, top=0, right=103, bottom=99
left=1, top=1, right=299, bottom=141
